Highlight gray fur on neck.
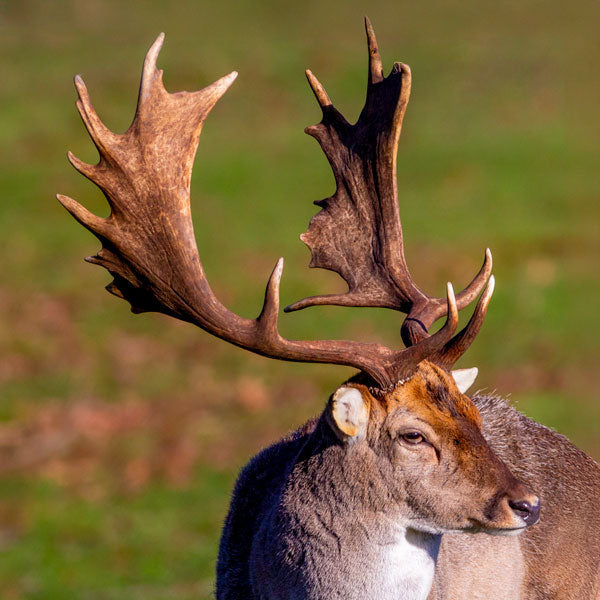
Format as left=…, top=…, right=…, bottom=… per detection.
left=219, top=416, right=439, bottom=600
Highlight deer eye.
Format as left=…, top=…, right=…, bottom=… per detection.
left=400, top=431, right=425, bottom=445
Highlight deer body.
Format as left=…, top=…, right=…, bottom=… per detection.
left=219, top=390, right=600, bottom=600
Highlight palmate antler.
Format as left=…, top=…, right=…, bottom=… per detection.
left=286, top=18, right=494, bottom=361
left=59, top=22, right=493, bottom=390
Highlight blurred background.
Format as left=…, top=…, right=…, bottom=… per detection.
left=1, top=0, right=598, bottom=597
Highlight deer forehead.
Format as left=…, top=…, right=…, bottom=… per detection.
left=382, top=365, right=483, bottom=431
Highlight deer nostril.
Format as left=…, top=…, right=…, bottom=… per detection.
left=509, top=498, right=540, bottom=525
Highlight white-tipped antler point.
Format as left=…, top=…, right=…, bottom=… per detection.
left=73, top=75, right=89, bottom=101
left=149, top=33, right=165, bottom=60
left=306, top=69, right=332, bottom=109
left=219, top=71, right=239, bottom=89
left=274, top=256, right=284, bottom=277
left=486, top=274, right=496, bottom=297
left=140, top=33, right=166, bottom=98
left=446, top=282, right=459, bottom=327
left=258, top=258, right=285, bottom=327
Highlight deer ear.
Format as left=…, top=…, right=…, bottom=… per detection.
left=327, top=386, right=370, bottom=442
left=451, top=367, right=479, bottom=393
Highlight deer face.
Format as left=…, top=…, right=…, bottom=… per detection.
left=327, top=361, right=540, bottom=535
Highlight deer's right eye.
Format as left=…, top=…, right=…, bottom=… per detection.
left=400, top=432, right=425, bottom=445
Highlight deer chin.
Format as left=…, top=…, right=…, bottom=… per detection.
left=403, top=519, right=468, bottom=537
left=481, top=526, right=528, bottom=537
left=480, top=515, right=539, bottom=536
left=405, top=513, right=530, bottom=537
left=458, top=516, right=530, bottom=536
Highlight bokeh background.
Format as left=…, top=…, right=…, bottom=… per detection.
left=1, top=0, right=599, bottom=597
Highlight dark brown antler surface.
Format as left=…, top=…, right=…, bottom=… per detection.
left=59, top=32, right=466, bottom=389
left=59, top=23, right=493, bottom=390
left=286, top=18, right=493, bottom=359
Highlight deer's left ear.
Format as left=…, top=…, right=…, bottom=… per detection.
left=327, top=386, right=370, bottom=443
left=451, top=367, right=478, bottom=393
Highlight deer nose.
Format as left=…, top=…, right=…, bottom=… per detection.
left=509, top=497, right=540, bottom=526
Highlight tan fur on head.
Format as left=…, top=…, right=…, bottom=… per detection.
left=388, top=361, right=484, bottom=429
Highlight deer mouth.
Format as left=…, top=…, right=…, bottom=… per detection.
left=462, top=503, right=540, bottom=535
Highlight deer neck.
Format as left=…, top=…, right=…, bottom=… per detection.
left=253, top=423, right=441, bottom=600
left=316, top=517, right=441, bottom=600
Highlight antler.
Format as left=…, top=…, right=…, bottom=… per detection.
left=286, top=18, right=493, bottom=365
left=58, top=32, right=466, bottom=389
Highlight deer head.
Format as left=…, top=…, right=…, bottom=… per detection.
left=327, top=364, right=539, bottom=534
left=59, top=19, right=540, bottom=543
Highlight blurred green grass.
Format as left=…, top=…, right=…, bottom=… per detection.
left=0, top=0, right=599, bottom=597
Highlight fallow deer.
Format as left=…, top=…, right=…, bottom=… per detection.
left=59, top=19, right=600, bottom=600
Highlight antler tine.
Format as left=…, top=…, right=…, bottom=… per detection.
left=66, top=151, right=99, bottom=185
left=431, top=275, right=495, bottom=370
left=140, top=32, right=165, bottom=96
left=365, top=16, right=384, bottom=85
left=73, top=75, right=124, bottom=166
left=57, top=192, right=110, bottom=237
left=305, top=70, right=332, bottom=109
left=257, top=258, right=284, bottom=332
left=400, top=248, right=493, bottom=347
left=304, top=70, right=350, bottom=138
left=454, top=248, right=493, bottom=309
